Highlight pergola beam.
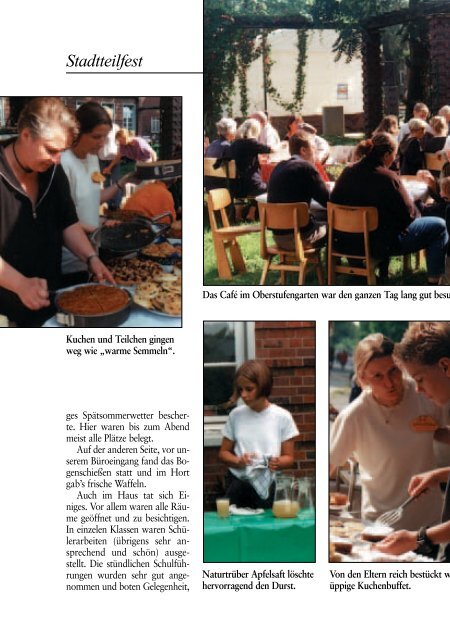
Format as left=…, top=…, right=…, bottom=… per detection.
left=361, top=1, right=450, bottom=30
left=227, top=14, right=313, bottom=30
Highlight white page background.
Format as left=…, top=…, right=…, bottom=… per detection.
left=1, top=2, right=448, bottom=638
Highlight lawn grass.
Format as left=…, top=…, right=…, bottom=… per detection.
left=204, top=224, right=429, bottom=287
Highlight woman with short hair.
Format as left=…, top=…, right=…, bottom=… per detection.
left=228, top=118, right=272, bottom=197
left=0, top=97, right=113, bottom=326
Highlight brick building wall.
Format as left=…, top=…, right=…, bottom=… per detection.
left=204, top=321, right=316, bottom=511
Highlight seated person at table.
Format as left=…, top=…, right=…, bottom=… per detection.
left=330, top=333, right=445, bottom=530
left=267, top=133, right=328, bottom=250
left=205, top=117, right=237, bottom=158
left=228, top=119, right=273, bottom=197
left=297, top=122, right=330, bottom=164
left=204, top=117, right=236, bottom=192
left=398, top=102, right=431, bottom=143
left=416, top=177, right=450, bottom=257
left=399, top=118, right=427, bottom=175
left=331, top=132, right=448, bottom=284
left=375, top=322, right=450, bottom=559
left=423, top=115, right=449, bottom=153
left=218, top=360, right=298, bottom=509
left=284, top=114, right=304, bottom=141
left=250, top=111, right=280, bottom=149
left=373, top=115, right=399, bottom=137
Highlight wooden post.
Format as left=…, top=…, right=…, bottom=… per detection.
left=428, top=14, right=450, bottom=115
left=361, top=29, right=383, bottom=137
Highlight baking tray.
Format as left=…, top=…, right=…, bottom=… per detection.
left=55, top=284, right=132, bottom=328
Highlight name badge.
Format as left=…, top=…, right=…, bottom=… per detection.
left=411, top=415, right=438, bottom=432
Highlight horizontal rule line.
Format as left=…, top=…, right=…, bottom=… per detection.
left=65, top=71, right=202, bottom=75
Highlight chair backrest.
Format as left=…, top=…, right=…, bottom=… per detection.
left=425, top=152, right=446, bottom=172
left=207, top=188, right=233, bottom=231
left=259, top=202, right=310, bottom=260
left=204, top=157, right=237, bottom=179
left=260, top=202, right=310, bottom=231
left=327, top=203, right=378, bottom=234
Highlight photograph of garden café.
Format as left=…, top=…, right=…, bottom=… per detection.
left=203, top=321, right=315, bottom=562
left=0, top=96, right=182, bottom=328
left=204, top=1, right=450, bottom=286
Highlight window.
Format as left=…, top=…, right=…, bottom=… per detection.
left=204, top=322, right=255, bottom=442
left=122, top=104, right=136, bottom=133
left=150, top=116, right=160, bottom=134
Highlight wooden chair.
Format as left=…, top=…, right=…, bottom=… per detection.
left=207, top=188, right=260, bottom=279
left=425, top=152, right=446, bottom=173
left=204, top=157, right=236, bottom=195
left=327, top=203, right=380, bottom=285
left=258, top=202, right=324, bottom=286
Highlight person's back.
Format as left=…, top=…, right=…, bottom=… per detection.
left=331, top=156, right=413, bottom=257
left=267, top=155, right=327, bottom=205
left=205, top=137, right=231, bottom=159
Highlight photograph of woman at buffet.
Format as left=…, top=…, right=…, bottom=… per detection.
left=218, top=359, right=299, bottom=509
left=375, top=322, right=450, bottom=561
left=0, top=97, right=113, bottom=327
left=330, top=331, right=447, bottom=533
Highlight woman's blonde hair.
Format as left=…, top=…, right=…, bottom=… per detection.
left=354, top=333, right=395, bottom=385
left=115, top=127, right=132, bottom=144
left=236, top=118, right=261, bottom=140
left=18, top=97, right=78, bottom=142
left=430, top=115, right=448, bottom=136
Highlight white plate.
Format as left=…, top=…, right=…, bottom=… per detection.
left=329, top=502, right=350, bottom=513
left=229, top=505, right=264, bottom=516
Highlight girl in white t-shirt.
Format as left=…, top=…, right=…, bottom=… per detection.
left=218, top=360, right=299, bottom=508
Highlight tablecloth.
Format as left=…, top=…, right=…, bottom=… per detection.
left=204, top=508, right=315, bottom=562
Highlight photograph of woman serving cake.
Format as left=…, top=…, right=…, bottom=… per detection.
left=329, top=321, right=450, bottom=562
left=0, top=96, right=182, bottom=328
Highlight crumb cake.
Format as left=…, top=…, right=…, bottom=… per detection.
left=57, top=285, right=129, bottom=316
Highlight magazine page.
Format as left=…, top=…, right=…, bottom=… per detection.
left=2, top=1, right=450, bottom=639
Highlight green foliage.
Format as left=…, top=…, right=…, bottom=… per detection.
left=204, top=0, right=312, bottom=137
left=332, top=321, right=410, bottom=353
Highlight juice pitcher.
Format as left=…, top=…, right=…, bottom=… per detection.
left=272, top=475, right=295, bottom=518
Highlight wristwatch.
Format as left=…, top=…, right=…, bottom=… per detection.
left=416, top=526, right=435, bottom=554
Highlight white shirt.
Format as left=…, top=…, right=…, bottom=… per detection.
left=259, top=123, right=280, bottom=149
left=330, top=378, right=444, bottom=529
left=98, top=123, right=120, bottom=161
left=223, top=403, right=298, bottom=480
left=60, top=150, right=101, bottom=274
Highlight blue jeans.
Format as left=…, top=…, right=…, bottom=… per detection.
left=393, top=217, right=448, bottom=279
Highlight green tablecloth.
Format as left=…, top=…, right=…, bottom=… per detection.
left=204, top=508, right=315, bottom=562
